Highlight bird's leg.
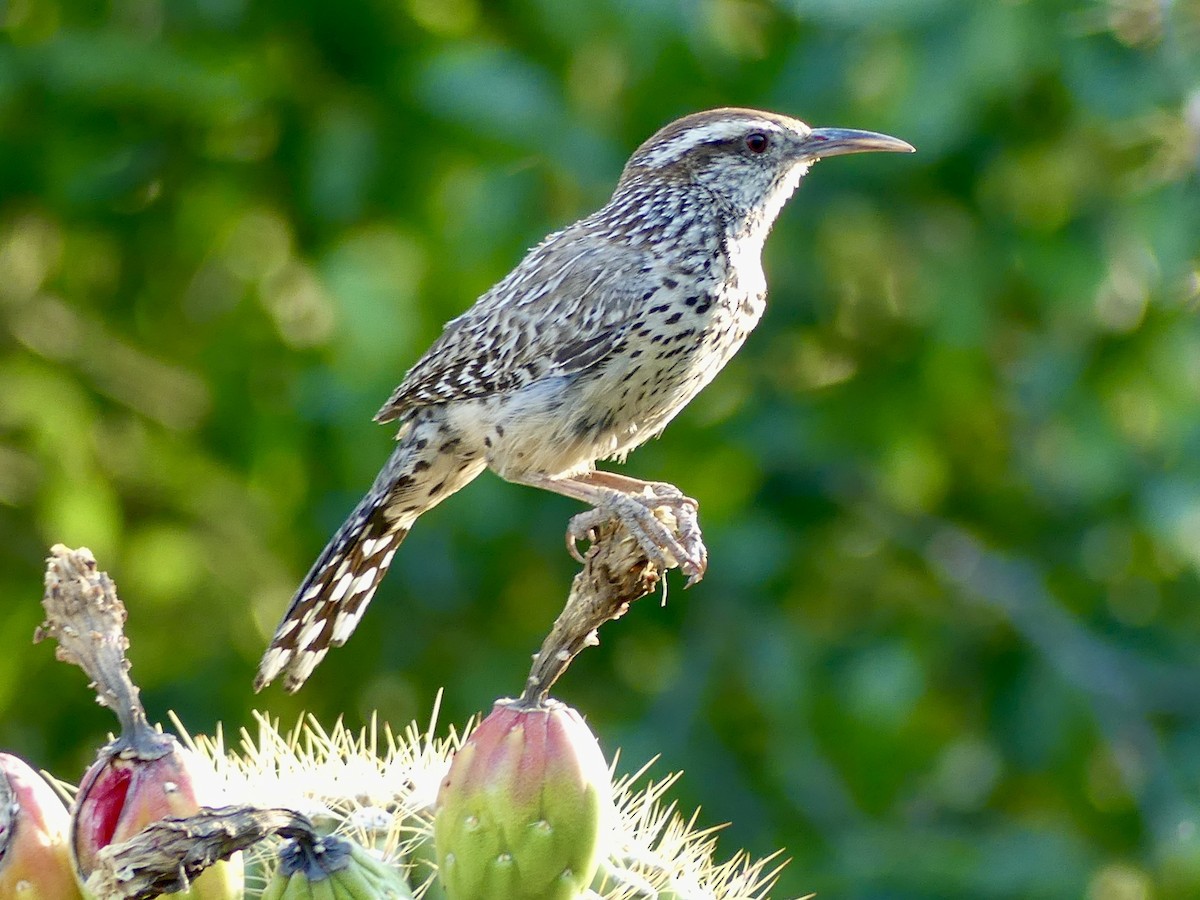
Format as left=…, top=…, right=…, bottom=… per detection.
left=513, top=472, right=707, bottom=585
left=572, top=470, right=692, bottom=503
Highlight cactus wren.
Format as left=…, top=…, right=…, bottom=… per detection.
left=256, top=107, right=913, bottom=691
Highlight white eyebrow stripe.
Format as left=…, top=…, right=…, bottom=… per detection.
left=639, top=119, right=786, bottom=168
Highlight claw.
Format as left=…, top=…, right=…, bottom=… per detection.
left=667, top=498, right=707, bottom=585
left=567, top=532, right=586, bottom=563
left=566, top=514, right=601, bottom=563
left=564, top=487, right=707, bottom=586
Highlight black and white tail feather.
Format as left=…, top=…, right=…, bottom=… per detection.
left=254, top=492, right=410, bottom=693
left=255, top=413, right=484, bottom=692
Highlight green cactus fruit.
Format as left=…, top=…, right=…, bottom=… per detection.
left=260, top=831, right=414, bottom=900
left=71, top=736, right=243, bottom=899
left=434, top=699, right=613, bottom=900
left=0, top=752, right=82, bottom=899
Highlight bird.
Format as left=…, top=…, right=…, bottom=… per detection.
left=255, top=107, right=914, bottom=692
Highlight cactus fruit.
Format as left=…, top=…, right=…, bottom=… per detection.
left=259, top=831, right=413, bottom=899
left=0, top=752, right=82, bottom=899
left=71, top=736, right=244, bottom=899
left=434, top=699, right=613, bottom=900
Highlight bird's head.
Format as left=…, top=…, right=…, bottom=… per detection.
left=617, top=107, right=914, bottom=235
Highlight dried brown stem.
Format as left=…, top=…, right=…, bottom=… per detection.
left=520, top=516, right=682, bottom=706
left=35, top=545, right=169, bottom=757
left=86, top=806, right=314, bottom=900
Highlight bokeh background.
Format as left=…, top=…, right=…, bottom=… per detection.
left=2, top=0, right=1199, bottom=896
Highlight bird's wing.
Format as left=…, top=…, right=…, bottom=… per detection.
left=375, top=227, right=654, bottom=423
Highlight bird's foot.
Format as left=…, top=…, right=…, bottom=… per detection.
left=567, top=486, right=707, bottom=585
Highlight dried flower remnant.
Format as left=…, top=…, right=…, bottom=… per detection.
left=87, top=806, right=413, bottom=900
left=35, top=545, right=244, bottom=899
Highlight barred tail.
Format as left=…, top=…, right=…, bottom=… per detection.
left=255, top=415, right=485, bottom=693
left=254, top=494, right=411, bottom=693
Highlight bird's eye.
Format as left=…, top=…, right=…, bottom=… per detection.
left=744, top=132, right=769, bottom=154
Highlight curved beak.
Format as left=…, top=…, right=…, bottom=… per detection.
left=801, top=127, right=915, bottom=159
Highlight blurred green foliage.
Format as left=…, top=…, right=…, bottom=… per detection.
left=1, top=0, right=1199, bottom=896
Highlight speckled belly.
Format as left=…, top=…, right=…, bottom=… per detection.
left=471, top=288, right=767, bottom=480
